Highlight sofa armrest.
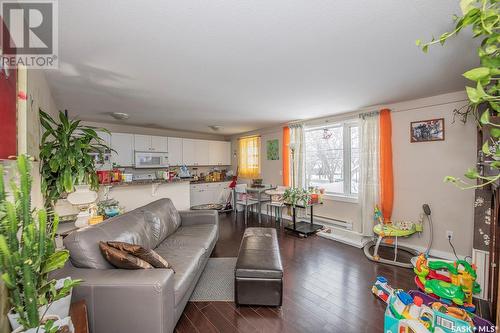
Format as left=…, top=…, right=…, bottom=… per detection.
left=53, top=264, right=175, bottom=333
left=179, top=210, right=219, bottom=226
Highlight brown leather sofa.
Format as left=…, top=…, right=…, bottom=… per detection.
left=54, top=198, right=219, bottom=333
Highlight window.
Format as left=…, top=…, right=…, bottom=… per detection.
left=238, top=136, right=261, bottom=178
left=304, top=121, right=359, bottom=197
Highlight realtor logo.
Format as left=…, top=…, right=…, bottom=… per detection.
left=1, top=0, right=58, bottom=68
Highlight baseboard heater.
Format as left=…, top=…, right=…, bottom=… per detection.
left=310, top=214, right=353, bottom=231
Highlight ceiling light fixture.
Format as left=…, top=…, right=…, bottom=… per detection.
left=209, top=125, right=221, bottom=131
left=110, top=112, right=129, bottom=120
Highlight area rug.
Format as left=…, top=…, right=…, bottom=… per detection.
left=190, top=257, right=237, bottom=301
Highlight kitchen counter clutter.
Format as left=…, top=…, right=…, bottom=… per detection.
left=104, top=178, right=190, bottom=187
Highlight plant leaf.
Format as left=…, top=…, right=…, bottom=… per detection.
left=463, top=67, right=490, bottom=81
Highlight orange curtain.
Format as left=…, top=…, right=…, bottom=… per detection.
left=282, top=127, right=290, bottom=186
left=379, top=109, right=393, bottom=222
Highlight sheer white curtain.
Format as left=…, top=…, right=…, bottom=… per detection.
left=359, top=112, right=380, bottom=236
left=289, top=124, right=305, bottom=188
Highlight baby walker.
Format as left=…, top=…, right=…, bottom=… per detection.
left=364, top=204, right=434, bottom=268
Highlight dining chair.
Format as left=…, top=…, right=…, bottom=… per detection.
left=235, top=184, right=259, bottom=224
left=266, top=185, right=288, bottom=224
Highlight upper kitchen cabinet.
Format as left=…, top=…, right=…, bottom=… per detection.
left=134, top=134, right=167, bottom=152
left=151, top=135, right=168, bottom=152
left=111, top=133, right=134, bottom=167
left=195, top=140, right=210, bottom=165
left=182, top=139, right=196, bottom=165
left=209, top=141, right=231, bottom=165
left=95, top=131, right=111, bottom=150
left=167, top=137, right=183, bottom=166
left=182, top=139, right=209, bottom=166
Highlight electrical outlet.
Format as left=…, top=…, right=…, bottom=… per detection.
left=446, top=230, right=453, bottom=240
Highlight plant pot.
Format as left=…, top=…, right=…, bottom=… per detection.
left=11, top=316, right=74, bottom=333
left=8, top=277, right=73, bottom=331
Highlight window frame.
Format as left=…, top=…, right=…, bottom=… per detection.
left=304, top=119, right=360, bottom=201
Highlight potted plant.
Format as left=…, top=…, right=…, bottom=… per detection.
left=0, top=155, right=81, bottom=333
left=416, top=0, right=499, bottom=188
left=283, top=187, right=311, bottom=207
left=39, top=110, right=112, bottom=210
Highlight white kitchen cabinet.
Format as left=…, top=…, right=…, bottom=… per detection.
left=150, top=135, right=168, bottom=152
left=209, top=141, right=231, bottom=165
left=111, top=133, right=134, bottom=167
left=134, top=135, right=167, bottom=152
left=194, top=140, right=210, bottom=165
left=167, top=137, right=183, bottom=166
left=182, top=139, right=196, bottom=165
left=134, top=134, right=150, bottom=151
left=190, top=181, right=231, bottom=206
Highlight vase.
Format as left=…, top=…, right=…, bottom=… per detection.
left=66, top=185, right=98, bottom=228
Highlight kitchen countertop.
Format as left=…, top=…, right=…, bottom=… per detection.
left=104, top=178, right=191, bottom=187
left=189, top=179, right=232, bottom=184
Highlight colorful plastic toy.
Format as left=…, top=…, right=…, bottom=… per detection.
left=413, top=254, right=481, bottom=312
left=364, top=206, right=423, bottom=268
left=372, top=277, right=494, bottom=333
left=372, top=276, right=394, bottom=303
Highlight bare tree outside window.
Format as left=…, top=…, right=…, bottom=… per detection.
left=304, top=122, right=359, bottom=197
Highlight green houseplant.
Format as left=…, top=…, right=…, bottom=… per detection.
left=0, top=155, right=80, bottom=332
left=39, top=110, right=112, bottom=209
left=283, top=187, right=311, bottom=207
left=417, top=0, right=499, bottom=188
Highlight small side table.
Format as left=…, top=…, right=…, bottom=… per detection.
left=70, top=300, right=89, bottom=333
left=284, top=202, right=324, bottom=237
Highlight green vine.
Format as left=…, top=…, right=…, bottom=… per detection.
left=417, top=0, right=500, bottom=189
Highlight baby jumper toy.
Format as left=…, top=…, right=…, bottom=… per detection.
left=413, top=254, right=481, bottom=312
left=371, top=277, right=493, bottom=333
left=364, top=204, right=433, bottom=268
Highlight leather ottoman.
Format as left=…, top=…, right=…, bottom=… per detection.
left=235, top=227, right=283, bottom=306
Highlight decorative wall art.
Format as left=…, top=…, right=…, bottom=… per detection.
left=266, top=139, right=279, bottom=160
left=410, top=118, right=445, bottom=143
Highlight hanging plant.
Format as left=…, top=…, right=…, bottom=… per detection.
left=39, top=110, right=112, bottom=209
left=417, top=0, right=499, bottom=189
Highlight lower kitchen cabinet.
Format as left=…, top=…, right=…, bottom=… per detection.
left=190, top=182, right=231, bottom=207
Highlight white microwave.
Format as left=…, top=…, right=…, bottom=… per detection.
left=134, top=151, right=169, bottom=168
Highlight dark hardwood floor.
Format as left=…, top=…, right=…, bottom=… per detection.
left=175, top=212, right=416, bottom=333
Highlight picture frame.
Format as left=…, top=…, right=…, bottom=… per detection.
left=266, top=139, right=279, bottom=160
left=410, top=118, right=445, bottom=143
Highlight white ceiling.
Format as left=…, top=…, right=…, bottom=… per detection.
left=45, top=0, right=478, bottom=135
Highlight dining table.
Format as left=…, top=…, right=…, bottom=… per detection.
left=245, top=185, right=275, bottom=223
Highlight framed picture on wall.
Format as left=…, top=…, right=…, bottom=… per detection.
left=410, top=118, right=445, bottom=143
left=266, top=139, right=279, bottom=160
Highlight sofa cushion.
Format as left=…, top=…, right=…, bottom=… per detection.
left=154, top=241, right=204, bottom=306
left=140, top=199, right=181, bottom=247
left=163, top=224, right=218, bottom=252
left=99, top=242, right=153, bottom=269
left=64, top=209, right=154, bottom=269
left=107, top=241, right=173, bottom=270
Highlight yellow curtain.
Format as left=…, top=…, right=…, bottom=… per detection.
left=238, top=136, right=261, bottom=179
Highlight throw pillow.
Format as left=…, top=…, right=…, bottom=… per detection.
left=107, top=241, right=173, bottom=271
left=99, top=242, right=152, bottom=269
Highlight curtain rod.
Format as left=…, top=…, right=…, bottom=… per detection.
left=237, top=135, right=261, bottom=140
left=287, top=97, right=468, bottom=127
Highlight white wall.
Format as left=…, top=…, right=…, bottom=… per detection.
left=234, top=91, right=476, bottom=257
left=230, top=126, right=284, bottom=186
